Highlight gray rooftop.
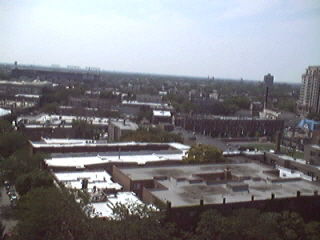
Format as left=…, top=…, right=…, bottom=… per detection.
left=120, top=163, right=320, bottom=207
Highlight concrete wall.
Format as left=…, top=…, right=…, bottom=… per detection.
left=165, top=194, right=320, bottom=230
left=112, top=165, right=132, bottom=191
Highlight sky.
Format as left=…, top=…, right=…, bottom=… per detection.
left=0, top=0, right=319, bottom=83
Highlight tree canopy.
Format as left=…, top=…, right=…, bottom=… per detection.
left=183, top=144, right=224, bottom=163
left=120, top=128, right=183, bottom=143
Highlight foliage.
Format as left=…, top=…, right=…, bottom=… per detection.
left=183, top=144, right=224, bottom=163
left=121, top=128, right=183, bottom=143
left=0, top=148, right=44, bottom=183
left=0, top=119, right=13, bottom=135
left=224, top=96, right=250, bottom=110
left=91, top=203, right=176, bottom=240
left=276, top=98, right=296, bottom=113
left=100, top=90, right=120, bottom=100
left=307, top=113, right=320, bottom=121
left=15, top=170, right=53, bottom=196
left=72, top=119, right=98, bottom=139
left=137, top=107, right=153, bottom=122
left=0, top=221, right=5, bottom=240
left=0, top=131, right=27, bottom=158
left=40, top=103, right=59, bottom=114
left=193, top=209, right=318, bottom=240
left=13, top=187, right=92, bottom=240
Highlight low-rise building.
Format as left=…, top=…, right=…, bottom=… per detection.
left=39, top=141, right=189, bottom=171
left=304, top=144, right=320, bottom=166
left=108, top=119, right=138, bottom=142
left=113, top=162, right=320, bottom=207
left=152, top=110, right=172, bottom=124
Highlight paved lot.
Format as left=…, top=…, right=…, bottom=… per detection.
left=174, top=128, right=228, bottom=151
left=0, top=187, right=17, bottom=235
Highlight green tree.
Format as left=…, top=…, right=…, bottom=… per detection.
left=40, top=103, right=59, bottom=114
left=72, top=120, right=97, bottom=139
left=0, top=222, right=5, bottom=240
left=0, top=131, right=27, bottom=158
left=183, top=144, right=224, bottom=163
left=0, top=119, right=13, bottom=135
left=276, top=211, right=306, bottom=240
left=15, top=170, right=53, bottom=196
left=305, top=221, right=320, bottom=240
left=307, top=113, right=320, bottom=121
left=14, top=187, right=91, bottom=240
left=91, top=203, right=176, bottom=240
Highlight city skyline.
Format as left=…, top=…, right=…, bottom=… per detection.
left=1, top=0, right=319, bottom=83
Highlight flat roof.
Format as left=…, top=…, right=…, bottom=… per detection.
left=0, top=80, right=51, bottom=86
left=122, top=100, right=173, bottom=109
left=153, top=110, right=171, bottom=117
left=31, top=140, right=189, bottom=151
left=119, top=163, right=320, bottom=207
left=45, top=151, right=187, bottom=167
left=0, top=108, right=11, bottom=117
left=89, top=192, right=143, bottom=218
left=110, top=119, right=138, bottom=130
left=15, top=94, right=40, bottom=98
left=17, top=114, right=109, bottom=126
left=54, top=170, right=122, bottom=192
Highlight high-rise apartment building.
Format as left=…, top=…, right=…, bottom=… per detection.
left=264, top=73, right=274, bottom=87
left=298, top=66, right=320, bottom=115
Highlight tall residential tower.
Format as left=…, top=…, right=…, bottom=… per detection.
left=298, top=66, right=320, bottom=115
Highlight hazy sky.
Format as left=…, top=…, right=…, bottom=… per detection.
left=0, top=0, right=319, bottom=82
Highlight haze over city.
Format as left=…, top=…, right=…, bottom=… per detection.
left=0, top=0, right=319, bottom=82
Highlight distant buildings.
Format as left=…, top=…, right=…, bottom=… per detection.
left=176, top=114, right=284, bottom=138
left=298, top=66, right=320, bottom=115
left=0, top=79, right=51, bottom=95
left=108, top=119, right=138, bottom=142
left=0, top=80, right=51, bottom=111
left=17, top=114, right=109, bottom=140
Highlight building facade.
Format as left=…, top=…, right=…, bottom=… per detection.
left=298, top=66, right=320, bottom=115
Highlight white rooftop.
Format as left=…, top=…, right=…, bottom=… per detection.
left=17, top=114, right=109, bottom=126
left=44, top=142, right=190, bottom=167
left=54, top=170, right=122, bottom=192
left=153, top=110, right=171, bottom=117
left=110, top=119, right=138, bottom=130
left=122, top=100, right=172, bottom=109
left=0, top=108, right=11, bottom=117
left=89, top=192, right=143, bottom=218
left=15, top=94, right=40, bottom=98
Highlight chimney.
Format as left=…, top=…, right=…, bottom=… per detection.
left=264, top=86, right=269, bottom=109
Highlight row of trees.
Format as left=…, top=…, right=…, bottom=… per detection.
left=8, top=190, right=320, bottom=240
left=193, top=209, right=320, bottom=240
left=120, top=128, right=183, bottom=143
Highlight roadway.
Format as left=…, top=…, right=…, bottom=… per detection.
left=0, top=187, right=17, bottom=236
left=174, top=128, right=228, bottom=151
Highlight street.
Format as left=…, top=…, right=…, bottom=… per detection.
left=0, top=187, right=17, bottom=236
left=174, top=128, right=228, bottom=151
